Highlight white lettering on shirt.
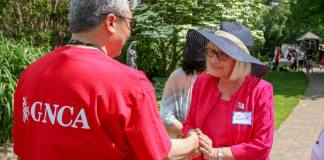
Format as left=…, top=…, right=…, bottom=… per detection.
left=22, top=97, right=90, bottom=130
left=57, top=106, right=74, bottom=127
left=42, top=103, right=59, bottom=124
left=71, top=108, right=90, bottom=129
left=31, top=101, right=43, bottom=122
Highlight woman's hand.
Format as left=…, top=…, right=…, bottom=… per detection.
left=200, top=147, right=217, bottom=160
left=195, top=128, right=216, bottom=160
left=195, top=128, right=213, bottom=149
left=187, top=130, right=199, bottom=148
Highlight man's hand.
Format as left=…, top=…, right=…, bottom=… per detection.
left=167, top=129, right=200, bottom=159
left=187, top=130, right=199, bottom=148
left=183, top=130, right=201, bottom=159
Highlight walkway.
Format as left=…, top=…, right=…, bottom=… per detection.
left=270, top=67, right=324, bottom=160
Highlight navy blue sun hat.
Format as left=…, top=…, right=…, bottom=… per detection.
left=191, top=22, right=268, bottom=77
left=183, top=28, right=211, bottom=64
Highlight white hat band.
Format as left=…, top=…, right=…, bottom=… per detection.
left=214, top=30, right=250, bottom=54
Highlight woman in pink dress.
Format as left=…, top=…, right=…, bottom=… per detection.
left=183, top=22, right=274, bottom=160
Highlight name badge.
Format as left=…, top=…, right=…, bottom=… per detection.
left=232, top=111, right=252, bottom=125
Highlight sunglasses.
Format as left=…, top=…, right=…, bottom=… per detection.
left=205, top=48, right=230, bottom=61
left=102, top=13, right=136, bottom=31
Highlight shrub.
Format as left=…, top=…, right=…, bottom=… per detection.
left=0, top=34, right=49, bottom=143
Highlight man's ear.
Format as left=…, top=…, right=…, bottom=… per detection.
left=104, top=14, right=117, bottom=33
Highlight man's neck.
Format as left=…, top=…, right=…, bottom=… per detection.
left=70, top=31, right=107, bottom=54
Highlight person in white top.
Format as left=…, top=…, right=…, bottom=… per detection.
left=297, top=49, right=305, bottom=71
left=160, top=29, right=209, bottom=138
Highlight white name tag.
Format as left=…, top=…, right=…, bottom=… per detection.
left=232, top=111, right=252, bottom=125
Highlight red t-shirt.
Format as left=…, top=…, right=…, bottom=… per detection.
left=13, top=46, right=171, bottom=160
left=275, top=50, right=282, bottom=60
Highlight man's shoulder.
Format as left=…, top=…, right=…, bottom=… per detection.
left=23, top=46, right=152, bottom=92
left=95, top=57, right=154, bottom=94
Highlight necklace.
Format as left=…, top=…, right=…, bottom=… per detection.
left=66, top=39, right=105, bottom=53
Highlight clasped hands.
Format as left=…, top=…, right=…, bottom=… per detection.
left=187, top=128, right=217, bottom=160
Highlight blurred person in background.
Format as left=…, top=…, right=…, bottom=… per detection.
left=160, top=29, right=208, bottom=139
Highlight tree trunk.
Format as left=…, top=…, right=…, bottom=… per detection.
left=167, top=35, right=180, bottom=75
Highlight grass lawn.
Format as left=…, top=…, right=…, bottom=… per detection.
left=263, top=71, right=309, bottom=129
left=153, top=71, right=309, bottom=130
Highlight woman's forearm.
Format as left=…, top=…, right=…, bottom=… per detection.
left=201, top=147, right=234, bottom=160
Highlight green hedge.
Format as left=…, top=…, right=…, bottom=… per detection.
left=0, top=34, right=48, bottom=143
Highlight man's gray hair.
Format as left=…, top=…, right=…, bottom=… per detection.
left=69, top=0, right=140, bottom=33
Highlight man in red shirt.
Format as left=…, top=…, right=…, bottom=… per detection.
left=13, top=0, right=198, bottom=159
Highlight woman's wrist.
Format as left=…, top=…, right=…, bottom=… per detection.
left=213, top=148, right=218, bottom=160
left=216, top=148, right=224, bottom=160
left=209, top=147, right=224, bottom=160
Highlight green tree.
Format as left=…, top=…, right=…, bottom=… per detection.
left=131, top=0, right=267, bottom=78
left=263, top=0, right=324, bottom=55
left=262, top=1, right=292, bottom=54
left=286, top=0, right=324, bottom=43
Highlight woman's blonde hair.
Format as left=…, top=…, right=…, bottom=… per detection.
left=229, top=60, right=251, bottom=81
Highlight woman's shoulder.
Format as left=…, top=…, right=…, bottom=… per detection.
left=196, top=73, right=217, bottom=82
left=244, top=75, right=273, bottom=94
left=193, top=73, right=218, bottom=88
left=169, top=67, right=186, bottom=77
left=259, top=79, right=273, bottom=89
left=246, top=75, right=272, bottom=87
left=252, top=77, right=273, bottom=97
left=169, top=67, right=201, bottom=80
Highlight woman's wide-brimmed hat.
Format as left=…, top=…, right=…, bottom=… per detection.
left=189, top=22, right=268, bottom=77
left=183, top=28, right=211, bottom=64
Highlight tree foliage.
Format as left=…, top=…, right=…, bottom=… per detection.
left=262, top=1, right=292, bottom=52
left=262, top=0, right=324, bottom=54
left=0, top=0, right=69, bottom=47
left=286, top=0, right=324, bottom=43
left=131, top=0, right=267, bottom=78
left=0, top=0, right=268, bottom=78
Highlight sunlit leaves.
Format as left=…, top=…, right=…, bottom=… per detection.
left=132, top=0, right=267, bottom=77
